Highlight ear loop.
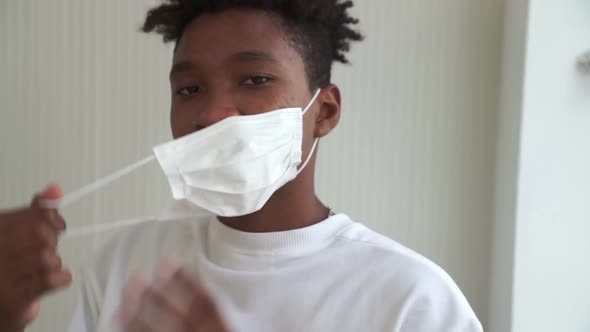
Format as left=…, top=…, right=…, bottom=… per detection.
left=302, top=88, right=322, bottom=116
left=297, top=88, right=322, bottom=175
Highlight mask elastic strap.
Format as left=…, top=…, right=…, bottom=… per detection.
left=38, top=155, right=158, bottom=239
left=297, top=88, right=322, bottom=174
left=297, top=138, right=319, bottom=175
left=62, top=216, right=157, bottom=239
left=41, top=155, right=156, bottom=209
left=302, top=88, right=322, bottom=115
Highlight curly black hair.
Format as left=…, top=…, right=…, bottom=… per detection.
left=142, top=0, right=363, bottom=89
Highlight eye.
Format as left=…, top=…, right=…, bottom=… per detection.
left=242, top=75, right=273, bottom=86
left=176, top=85, right=200, bottom=96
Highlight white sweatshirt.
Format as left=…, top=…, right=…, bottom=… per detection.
left=68, top=213, right=483, bottom=332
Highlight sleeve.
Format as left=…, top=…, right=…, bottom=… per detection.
left=395, top=266, right=484, bottom=332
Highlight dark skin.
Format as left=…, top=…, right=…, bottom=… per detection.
left=0, top=8, right=342, bottom=332
left=0, top=186, right=71, bottom=332
left=170, top=9, right=342, bottom=233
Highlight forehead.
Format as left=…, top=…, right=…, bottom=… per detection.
left=173, top=9, right=302, bottom=67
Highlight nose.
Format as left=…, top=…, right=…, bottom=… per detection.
left=193, top=94, right=240, bottom=130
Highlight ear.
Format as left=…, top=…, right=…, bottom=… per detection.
left=314, top=84, right=341, bottom=138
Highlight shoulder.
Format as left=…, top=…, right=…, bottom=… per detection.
left=333, top=215, right=483, bottom=331
left=333, top=215, right=453, bottom=280
left=336, top=219, right=450, bottom=280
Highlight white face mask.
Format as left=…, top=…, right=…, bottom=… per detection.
left=152, top=89, right=322, bottom=217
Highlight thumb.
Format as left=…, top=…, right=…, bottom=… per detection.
left=31, top=183, right=63, bottom=209
left=43, top=183, right=63, bottom=200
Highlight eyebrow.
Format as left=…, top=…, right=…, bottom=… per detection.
left=170, top=51, right=281, bottom=78
left=227, top=51, right=280, bottom=65
left=169, top=60, right=194, bottom=79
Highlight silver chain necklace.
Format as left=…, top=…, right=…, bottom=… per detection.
left=327, top=206, right=335, bottom=217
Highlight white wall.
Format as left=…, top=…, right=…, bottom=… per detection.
left=490, top=0, right=590, bottom=331
left=0, top=1, right=503, bottom=331
left=512, top=0, right=590, bottom=331
left=0, top=2, right=173, bottom=331
left=488, top=0, right=529, bottom=330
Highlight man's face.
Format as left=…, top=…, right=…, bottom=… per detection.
left=169, top=9, right=313, bottom=139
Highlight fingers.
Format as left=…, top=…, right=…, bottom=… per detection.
left=35, top=206, right=66, bottom=233
left=10, top=249, right=62, bottom=281
left=40, top=209, right=66, bottom=234
left=20, top=300, right=41, bottom=327
left=38, top=184, right=63, bottom=210
left=165, top=267, right=229, bottom=332
left=15, top=269, right=72, bottom=304
left=0, top=207, right=37, bottom=233
left=0, top=184, right=70, bottom=329
left=123, top=319, right=159, bottom=332
left=0, top=218, right=67, bottom=303
left=30, top=183, right=66, bottom=231
left=11, top=248, right=72, bottom=303
left=0, top=184, right=65, bottom=234
left=43, top=184, right=63, bottom=201
left=163, top=263, right=226, bottom=331
left=0, top=184, right=67, bottom=253
left=117, top=263, right=229, bottom=332
left=16, top=185, right=71, bottom=299
left=123, top=315, right=159, bottom=332
left=39, top=269, right=72, bottom=294
left=118, top=275, right=189, bottom=332
left=41, top=184, right=66, bottom=232
left=2, top=265, right=71, bottom=318
left=152, top=261, right=196, bottom=314
left=29, top=184, right=63, bottom=207
left=0, top=218, right=59, bottom=257
left=28, top=206, right=66, bottom=233
left=117, top=275, right=148, bottom=327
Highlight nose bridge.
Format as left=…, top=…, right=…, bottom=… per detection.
left=196, top=90, right=239, bottom=128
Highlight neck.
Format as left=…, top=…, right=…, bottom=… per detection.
left=217, top=158, right=329, bottom=233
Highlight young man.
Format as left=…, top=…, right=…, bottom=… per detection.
left=0, top=1, right=483, bottom=331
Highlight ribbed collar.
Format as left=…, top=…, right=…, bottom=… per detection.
left=206, top=213, right=353, bottom=271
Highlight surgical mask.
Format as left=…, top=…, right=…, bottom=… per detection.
left=153, top=88, right=321, bottom=217
left=44, top=89, right=322, bottom=236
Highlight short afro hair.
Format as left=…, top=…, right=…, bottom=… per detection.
left=142, top=0, right=363, bottom=90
